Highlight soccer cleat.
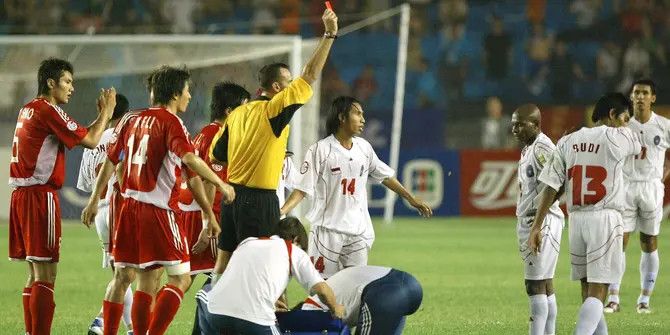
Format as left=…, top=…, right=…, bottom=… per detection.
left=127, top=331, right=134, bottom=335
left=637, top=303, right=652, bottom=314
left=88, top=317, right=104, bottom=335
left=603, top=301, right=620, bottom=313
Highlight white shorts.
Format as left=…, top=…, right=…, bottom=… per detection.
left=308, top=225, right=374, bottom=279
left=94, top=205, right=113, bottom=268
left=517, top=213, right=564, bottom=280
left=622, top=181, right=663, bottom=235
left=569, top=209, right=624, bottom=283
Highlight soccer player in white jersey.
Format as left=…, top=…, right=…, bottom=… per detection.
left=281, top=96, right=432, bottom=278
left=530, top=93, right=641, bottom=335
left=512, top=104, right=564, bottom=335
left=77, top=94, right=135, bottom=335
left=605, top=79, right=668, bottom=314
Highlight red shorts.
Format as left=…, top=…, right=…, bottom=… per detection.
left=180, top=210, right=217, bottom=274
left=9, top=185, right=61, bottom=263
left=113, top=198, right=190, bottom=275
left=108, top=188, right=124, bottom=255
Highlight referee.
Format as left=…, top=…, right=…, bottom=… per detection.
left=210, top=8, right=339, bottom=271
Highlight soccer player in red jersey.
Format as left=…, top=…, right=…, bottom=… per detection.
left=9, top=57, right=117, bottom=335
left=177, top=81, right=250, bottom=334
left=82, top=66, right=235, bottom=335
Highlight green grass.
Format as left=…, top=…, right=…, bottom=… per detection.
left=1, top=217, right=668, bottom=334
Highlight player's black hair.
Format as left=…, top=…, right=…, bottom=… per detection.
left=630, top=78, right=657, bottom=95
left=146, top=72, right=155, bottom=92
left=591, top=92, right=632, bottom=123
left=210, top=82, right=251, bottom=122
left=325, top=96, right=361, bottom=136
left=151, top=65, right=191, bottom=105
left=111, top=94, right=130, bottom=121
left=273, top=216, right=308, bottom=251
left=258, top=63, right=290, bottom=91
left=38, top=58, right=74, bottom=95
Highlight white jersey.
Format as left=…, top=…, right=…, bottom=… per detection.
left=302, top=265, right=392, bottom=327
left=207, top=236, right=324, bottom=326
left=76, top=128, right=117, bottom=207
left=296, top=135, right=395, bottom=235
left=624, top=112, right=670, bottom=182
left=277, top=155, right=299, bottom=208
left=516, top=132, right=564, bottom=218
left=539, top=126, right=641, bottom=213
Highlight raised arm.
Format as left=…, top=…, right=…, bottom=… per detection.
left=310, top=282, right=345, bottom=319
left=300, top=9, right=338, bottom=84
left=80, top=88, right=116, bottom=149
left=382, top=177, right=433, bottom=218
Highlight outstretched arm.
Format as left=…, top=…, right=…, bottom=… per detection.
left=300, top=9, right=338, bottom=84
left=382, top=177, right=433, bottom=218
left=80, top=88, right=116, bottom=149
left=280, top=189, right=307, bottom=216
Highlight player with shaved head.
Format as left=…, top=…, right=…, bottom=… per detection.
left=512, top=104, right=564, bottom=335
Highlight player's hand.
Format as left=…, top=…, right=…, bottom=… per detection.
left=331, top=303, right=345, bottom=319
left=219, top=182, right=235, bottom=204
left=191, top=228, right=212, bottom=255
left=279, top=206, right=288, bottom=216
left=80, top=202, right=98, bottom=229
left=275, top=295, right=289, bottom=312
left=205, top=209, right=221, bottom=238
left=528, top=226, right=542, bottom=255
left=410, top=199, right=433, bottom=218
left=322, top=8, right=338, bottom=34
left=97, top=87, right=117, bottom=120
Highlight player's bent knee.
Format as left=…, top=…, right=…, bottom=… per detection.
left=167, top=273, right=191, bottom=291
left=525, top=279, right=547, bottom=296
left=113, top=267, right=135, bottom=287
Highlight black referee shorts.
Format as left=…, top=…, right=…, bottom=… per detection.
left=218, top=184, right=280, bottom=252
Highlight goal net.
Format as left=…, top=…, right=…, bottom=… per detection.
left=0, top=34, right=319, bottom=219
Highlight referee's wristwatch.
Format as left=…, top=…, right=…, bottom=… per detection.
left=324, top=31, right=338, bottom=39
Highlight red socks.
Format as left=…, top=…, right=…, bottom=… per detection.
left=103, top=300, right=124, bottom=335
left=30, top=281, right=55, bottom=335
left=22, top=287, right=32, bottom=334
left=148, top=285, right=184, bottom=335
left=131, top=290, right=153, bottom=335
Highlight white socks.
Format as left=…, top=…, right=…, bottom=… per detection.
left=607, top=256, right=625, bottom=304
left=575, top=297, right=603, bottom=335
left=529, top=294, right=548, bottom=335
left=122, top=285, right=134, bottom=328
left=545, top=294, right=557, bottom=335
left=639, top=250, right=659, bottom=302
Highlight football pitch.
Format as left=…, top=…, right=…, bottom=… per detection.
left=1, top=217, right=668, bottom=334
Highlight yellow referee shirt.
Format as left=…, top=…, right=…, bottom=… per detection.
left=210, top=77, right=313, bottom=190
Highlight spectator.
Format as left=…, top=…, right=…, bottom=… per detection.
left=279, top=0, right=300, bottom=34
left=640, top=18, right=667, bottom=69
left=549, top=40, right=583, bottom=102
left=251, top=0, right=278, bottom=34
left=481, top=96, right=512, bottom=149
left=162, top=0, right=199, bottom=34
left=439, top=0, right=468, bottom=39
left=619, top=38, right=651, bottom=92
left=415, top=58, right=440, bottom=108
left=570, top=0, right=600, bottom=29
left=438, top=26, right=468, bottom=102
left=483, top=16, right=512, bottom=80
left=526, top=0, right=547, bottom=26
left=596, top=40, right=622, bottom=91
left=352, top=65, right=378, bottom=105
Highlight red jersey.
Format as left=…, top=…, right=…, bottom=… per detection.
left=178, top=122, right=228, bottom=213
left=108, top=107, right=194, bottom=211
left=9, top=98, right=88, bottom=189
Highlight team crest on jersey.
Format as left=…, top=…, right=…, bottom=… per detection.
left=67, top=121, right=78, bottom=131
left=526, top=165, right=534, bottom=178
left=212, top=163, right=224, bottom=172
left=20, top=108, right=34, bottom=120
left=654, top=135, right=661, bottom=145
left=300, top=161, right=309, bottom=174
